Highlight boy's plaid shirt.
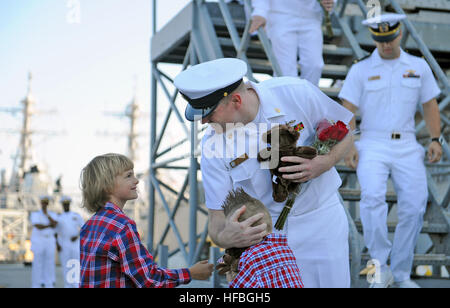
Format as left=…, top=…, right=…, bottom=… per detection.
left=79, top=202, right=191, bottom=288
left=229, top=233, right=304, bottom=288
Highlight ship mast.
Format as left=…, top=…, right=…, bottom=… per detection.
left=18, top=72, right=35, bottom=179
left=126, top=79, right=139, bottom=162
left=7, top=72, right=36, bottom=191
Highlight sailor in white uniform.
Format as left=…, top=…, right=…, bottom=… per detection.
left=56, top=196, right=84, bottom=288
left=339, top=14, right=443, bottom=288
left=174, top=58, right=354, bottom=287
left=249, top=0, right=335, bottom=85
left=30, top=195, right=58, bottom=288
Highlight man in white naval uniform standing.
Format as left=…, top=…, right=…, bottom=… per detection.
left=30, top=195, right=58, bottom=288
left=56, top=196, right=84, bottom=288
left=174, top=58, right=354, bottom=287
left=249, top=0, right=335, bottom=85
left=339, top=14, right=443, bottom=288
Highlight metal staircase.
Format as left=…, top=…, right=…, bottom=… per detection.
left=149, top=0, right=450, bottom=287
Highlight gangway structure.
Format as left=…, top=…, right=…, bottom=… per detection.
left=149, top=0, right=450, bottom=287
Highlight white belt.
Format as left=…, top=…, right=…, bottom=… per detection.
left=361, top=131, right=416, bottom=140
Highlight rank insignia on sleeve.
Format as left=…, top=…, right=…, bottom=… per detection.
left=368, top=75, right=381, bottom=81
left=294, top=122, right=305, bottom=132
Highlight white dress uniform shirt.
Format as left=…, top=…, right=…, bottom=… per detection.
left=338, top=48, right=441, bottom=283
left=56, top=211, right=84, bottom=288
left=56, top=211, right=84, bottom=244
left=30, top=210, right=58, bottom=241
left=201, top=77, right=354, bottom=287
left=30, top=210, right=58, bottom=288
left=339, top=48, right=440, bottom=134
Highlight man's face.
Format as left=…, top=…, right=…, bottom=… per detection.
left=375, top=29, right=402, bottom=59
left=62, top=202, right=71, bottom=212
left=201, top=99, right=238, bottom=132
left=40, top=200, right=49, bottom=211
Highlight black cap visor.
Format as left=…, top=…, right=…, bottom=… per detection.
left=185, top=102, right=220, bottom=122
left=371, top=31, right=400, bottom=42
left=181, top=79, right=243, bottom=121
left=369, top=23, right=401, bottom=43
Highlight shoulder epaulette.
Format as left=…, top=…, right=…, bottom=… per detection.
left=353, top=54, right=370, bottom=64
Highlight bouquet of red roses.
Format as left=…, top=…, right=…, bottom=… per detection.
left=312, top=119, right=349, bottom=154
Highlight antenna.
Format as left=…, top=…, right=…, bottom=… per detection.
left=0, top=72, right=63, bottom=191
left=100, top=76, right=147, bottom=162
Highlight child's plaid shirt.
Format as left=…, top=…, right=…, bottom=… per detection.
left=80, top=202, right=191, bottom=288
left=229, top=233, right=303, bottom=288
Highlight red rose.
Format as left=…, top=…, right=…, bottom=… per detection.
left=316, top=120, right=332, bottom=141
left=335, top=121, right=349, bottom=141
left=329, top=126, right=340, bottom=140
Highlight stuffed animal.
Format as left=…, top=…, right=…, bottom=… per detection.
left=257, top=121, right=317, bottom=203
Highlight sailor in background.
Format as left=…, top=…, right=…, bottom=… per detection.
left=56, top=196, right=84, bottom=288
left=30, top=195, right=58, bottom=288
left=249, top=0, right=335, bottom=85
left=339, top=13, right=442, bottom=288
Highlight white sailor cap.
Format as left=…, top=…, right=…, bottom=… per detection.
left=39, top=195, right=52, bottom=201
left=174, top=58, right=247, bottom=122
left=60, top=195, right=72, bottom=203
left=362, top=13, right=406, bottom=42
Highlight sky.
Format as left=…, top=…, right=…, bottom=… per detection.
left=0, top=0, right=192, bottom=196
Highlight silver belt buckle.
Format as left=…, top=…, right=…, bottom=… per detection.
left=391, top=132, right=401, bottom=140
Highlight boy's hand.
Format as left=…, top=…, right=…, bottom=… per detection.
left=189, top=260, right=214, bottom=280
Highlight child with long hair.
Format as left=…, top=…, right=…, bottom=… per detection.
left=79, top=153, right=213, bottom=288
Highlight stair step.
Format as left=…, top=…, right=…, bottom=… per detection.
left=217, top=37, right=353, bottom=57
left=320, top=87, right=341, bottom=98
left=248, top=58, right=349, bottom=78
left=357, top=253, right=450, bottom=266
left=339, top=188, right=398, bottom=203
left=322, top=44, right=354, bottom=56
left=354, top=220, right=450, bottom=234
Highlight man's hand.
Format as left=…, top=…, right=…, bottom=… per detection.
left=189, top=260, right=214, bottom=280
left=344, top=144, right=359, bottom=169
left=428, top=141, right=442, bottom=163
left=321, top=0, right=334, bottom=12
left=218, top=206, right=268, bottom=248
left=279, top=155, right=333, bottom=182
left=249, top=15, right=266, bottom=33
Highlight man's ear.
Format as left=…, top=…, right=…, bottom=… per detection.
left=230, top=92, right=242, bottom=109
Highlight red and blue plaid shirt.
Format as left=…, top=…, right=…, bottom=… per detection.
left=229, top=233, right=304, bottom=288
left=80, top=202, right=191, bottom=288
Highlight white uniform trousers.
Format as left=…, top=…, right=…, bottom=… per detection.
left=356, top=133, right=428, bottom=282
left=59, top=239, right=80, bottom=288
left=267, top=12, right=324, bottom=85
left=275, top=192, right=350, bottom=288
left=31, top=237, right=56, bottom=288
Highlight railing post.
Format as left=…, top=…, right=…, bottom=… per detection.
left=209, top=246, right=223, bottom=288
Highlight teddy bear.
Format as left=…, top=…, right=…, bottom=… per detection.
left=257, top=121, right=317, bottom=203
